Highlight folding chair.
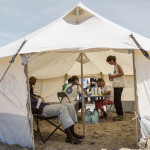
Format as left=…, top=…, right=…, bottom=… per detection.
left=33, top=114, right=65, bottom=144
left=57, top=92, right=71, bottom=103
left=106, top=100, right=115, bottom=117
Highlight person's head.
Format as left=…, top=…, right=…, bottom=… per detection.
left=68, top=78, right=72, bottom=84
left=106, top=55, right=116, bottom=65
left=29, top=76, right=37, bottom=85
left=71, top=76, right=79, bottom=83
left=97, top=78, right=105, bottom=87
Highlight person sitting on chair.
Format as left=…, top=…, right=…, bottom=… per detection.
left=64, top=75, right=84, bottom=111
left=95, top=78, right=114, bottom=118
left=62, top=78, right=72, bottom=91
left=29, top=76, right=84, bottom=144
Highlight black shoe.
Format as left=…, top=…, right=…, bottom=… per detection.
left=65, top=137, right=82, bottom=144
left=100, top=113, right=107, bottom=119
left=103, top=113, right=107, bottom=118
left=73, top=133, right=84, bottom=139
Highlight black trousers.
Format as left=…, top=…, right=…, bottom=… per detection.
left=114, top=88, right=123, bottom=116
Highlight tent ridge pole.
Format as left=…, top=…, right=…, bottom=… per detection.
left=76, top=7, right=79, bottom=23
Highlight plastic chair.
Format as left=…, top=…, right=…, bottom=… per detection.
left=33, top=114, right=65, bottom=144
left=57, top=92, right=71, bottom=103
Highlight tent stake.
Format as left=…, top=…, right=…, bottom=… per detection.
left=0, top=40, right=27, bottom=84
left=132, top=50, right=140, bottom=148
left=80, top=53, right=85, bottom=136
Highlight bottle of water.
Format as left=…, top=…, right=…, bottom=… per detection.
left=85, top=108, right=92, bottom=124
left=91, top=88, right=94, bottom=96
left=91, top=108, right=99, bottom=124
left=95, top=88, right=98, bottom=96
left=98, top=87, right=101, bottom=96
left=108, top=73, right=113, bottom=81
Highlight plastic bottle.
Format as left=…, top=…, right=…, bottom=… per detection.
left=98, top=87, right=101, bottom=96
left=91, top=88, right=94, bottom=96
left=108, top=73, right=113, bottom=81
left=84, top=109, right=92, bottom=124
left=95, top=88, right=98, bottom=96
left=36, top=98, right=42, bottom=109
left=91, top=108, right=99, bottom=124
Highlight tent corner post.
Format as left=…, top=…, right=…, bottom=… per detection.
left=132, top=50, right=140, bottom=148
left=80, top=53, right=85, bottom=136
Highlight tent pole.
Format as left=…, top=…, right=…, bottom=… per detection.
left=80, top=53, right=85, bottom=136
left=76, top=7, right=79, bottom=23
left=0, top=40, right=27, bottom=84
left=24, top=63, right=35, bottom=149
left=132, top=50, right=139, bottom=148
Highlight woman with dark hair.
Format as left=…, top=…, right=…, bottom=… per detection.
left=106, top=55, right=124, bottom=121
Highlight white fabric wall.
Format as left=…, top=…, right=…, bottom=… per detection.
left=29, top=50, right=135, bottom=103
left=135, top=50, right=150, bottom=139
left=0, top=56, right=33, bottom=148
left=34, top=77, right=65, bottom=102
left=33, top=75, right=134, bottom=102
left=104, top=75, right=135, bottom=101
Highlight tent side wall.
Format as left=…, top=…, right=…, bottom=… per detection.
left=0, top=56, right=34, bottom=148
left=135, top=50, right=150, bottom=139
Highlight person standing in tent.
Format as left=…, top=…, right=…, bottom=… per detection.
left=29, top=76, right=84, bottom=144
left=106, top=56, right=124, bottom=121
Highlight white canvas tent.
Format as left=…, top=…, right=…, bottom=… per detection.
left=0, top=2, right=150, bottom=149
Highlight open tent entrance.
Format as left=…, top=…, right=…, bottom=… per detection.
left=26, top=49, right=139, bottom=149
left=1, top=2, right=150, bottom=149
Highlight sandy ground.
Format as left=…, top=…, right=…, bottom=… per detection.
left=0, top=112, right=141, bottom=150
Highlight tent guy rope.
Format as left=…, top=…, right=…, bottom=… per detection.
left=0, top=40, right=27, bottom=84
left=130, top=34, right=150, bottom=60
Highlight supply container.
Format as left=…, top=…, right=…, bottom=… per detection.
left=84, top=109, right=92, bottom=124
left=94, top=88, right=98, bottom=96
left=91, top=108, right=99, bottom=124
left=91, top=88, right=94, bottom=96
left=97, top=87, right=102, bottom=96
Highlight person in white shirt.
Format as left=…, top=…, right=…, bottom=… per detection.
left=64, top=76, right=84, bottom=111
left=95, top=78, right=114, bottom=118
left=106, top=55, right=124, bottom=121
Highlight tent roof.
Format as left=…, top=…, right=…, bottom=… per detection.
left=0, top=2, right=150, bottom=58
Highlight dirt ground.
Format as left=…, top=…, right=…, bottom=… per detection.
left=0, top=112, right=140, bottom=150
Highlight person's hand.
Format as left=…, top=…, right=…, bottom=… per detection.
left=76, top=80, right=79, bottom=85
left=36, top=95, right=41, bottom=98
left=109, top=75, right=114, bottom=78
left=32, top=108, right=39, bottom=114
left=101, top=91, right=104, bottom=95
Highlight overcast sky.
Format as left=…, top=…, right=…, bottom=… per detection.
left=0, top=0, right=150, bottom=47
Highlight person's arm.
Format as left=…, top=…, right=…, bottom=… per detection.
left=78, top=86, right=85, bottom=97
left=109, top=65, right=124, bottom=78
left=75, top=80, right=81, bottom=87
left=102, top=91, right=111, bottom=95
left=101, top=84, right=111, bottom=95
